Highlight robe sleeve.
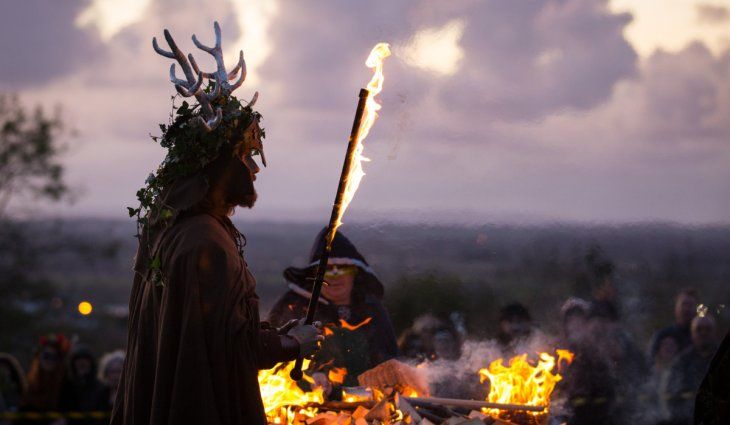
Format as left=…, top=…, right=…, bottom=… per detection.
left=256, top=323, right=299, bottom=369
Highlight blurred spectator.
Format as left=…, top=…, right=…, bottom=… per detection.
left=663, top=314, right=719, bottom=425
left=495, top=302, right=533, bottom=353
left=268, top=229, right=398, bottom=394
left=21, top=334, right=70, bottom=424
left=0, top=353, right=26, bottom=424
left=555, top=297, right=617, bottom=425
left=584, top=245, right=620, bottom=318
left=97, top=350, right=124, bottom=409
left=588, top=301, right=648, bottom=423
left=649, top=288, right=699, bottom=362
left=560, top=297, right=591, bottom=347
left=649, top=333, right=681, bottom=421
left=398, top=314, right=462, bottom=362
left=59, top=345, right=109, bottom=425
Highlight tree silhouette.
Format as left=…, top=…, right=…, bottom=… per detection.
left=0, top=94, right=67, bottom=217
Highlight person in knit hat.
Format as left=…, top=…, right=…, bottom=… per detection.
left=268, top=229, right=398, bottom=397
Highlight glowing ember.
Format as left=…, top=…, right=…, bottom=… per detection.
left=333, top=42, right=391, bottom=231
left=328, top=367, right=348, bottom=385
left=339, top=317, right=372, bottom=331
left=478, top=350, right=573, bottom=420
left=258, top=360, right=323, bottom=424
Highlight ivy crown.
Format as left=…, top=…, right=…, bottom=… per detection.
left=128, top=94, right=264, bottom=231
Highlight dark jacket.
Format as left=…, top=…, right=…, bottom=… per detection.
left=268, top=229, right=398, bottom=388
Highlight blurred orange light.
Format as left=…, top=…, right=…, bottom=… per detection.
left=78, top=301, right=93, bottom=315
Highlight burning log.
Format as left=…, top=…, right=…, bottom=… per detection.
left=404, top=396, right=545, bottom=413
left=308, top=400, right=376, bottom=411
left=259, top=348, right=573, bottom=424
left=394, top=393, right=422, bottom=422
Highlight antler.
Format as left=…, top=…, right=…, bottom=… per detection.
left=153, top=22, right=250, bottom=131
left=153, top=27, right=220, bottom=131
left=191, top=22, right=248, bottom=96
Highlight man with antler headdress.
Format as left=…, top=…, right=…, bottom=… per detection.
left=111, top=22, right=323, bottom=425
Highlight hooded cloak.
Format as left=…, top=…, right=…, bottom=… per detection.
left=268, top=229, right=398, bottom=389
left=112, top=195, right=297, bottom=425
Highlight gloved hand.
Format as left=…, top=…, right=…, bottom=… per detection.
left=286, top=319, right=324, bottom=358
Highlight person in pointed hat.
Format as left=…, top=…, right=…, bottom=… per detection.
left=268, top=228, right=399, bottom=396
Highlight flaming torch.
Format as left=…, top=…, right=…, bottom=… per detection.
left=290, top=42, right=391, bottom=380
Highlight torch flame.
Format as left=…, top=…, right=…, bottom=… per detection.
left=333, top=42, right=391, bottom=231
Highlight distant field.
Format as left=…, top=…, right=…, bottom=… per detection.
left=4, top=218, right=728, bottom=361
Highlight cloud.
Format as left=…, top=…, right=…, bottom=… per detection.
left=633, top=43, right=730, bottom=141
left=76, top=0, right=151, bottom=41
left=697, top=3, right=730, bottom=25
left=0, top=0, right=103, bottom=88
left=1, top=0, right=729, bottom=223
left=369, top=0, right=634, bottom=123
left=397, top=19, right=466, bottom=76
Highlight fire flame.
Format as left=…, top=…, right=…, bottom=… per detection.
left=258, top=360, right=323, bottom=424
left=328, top=367, right=348, bottom=385
left=478, top=350, right=573, bottom=420
left=333, top=42, right=391, bottom=231
left=340, top=317, right=373, bottom=331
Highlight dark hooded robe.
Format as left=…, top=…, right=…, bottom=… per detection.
left=268, top=229, right=398, bottom=390
left=111, top=175, right=298, bottom=425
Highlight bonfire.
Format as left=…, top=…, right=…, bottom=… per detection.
left=258, top=349, right=573, bottom=425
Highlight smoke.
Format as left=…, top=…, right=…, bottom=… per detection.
left=411, top=330, right=559, bottom=399
left=404, top=328, right=670, bottom=422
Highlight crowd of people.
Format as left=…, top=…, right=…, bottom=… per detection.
left=0, top=335, right=123, bottom=425
left=0, top=230, right=725, bottom=425
left=264, top=230, right=726, bottom=425
left=378, top=289, right=724, bottom=425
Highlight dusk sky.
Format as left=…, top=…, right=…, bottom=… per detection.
left=2, top=0, right=729, bottom=224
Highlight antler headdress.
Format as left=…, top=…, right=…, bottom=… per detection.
left=152, top=21, right=258, bottom=131
left=129, top=21, right=266, bottom=281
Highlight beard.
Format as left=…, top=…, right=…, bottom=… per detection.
left=224, top=158, right=258, bottom=209
left=237, top=192, right=258, bottom=209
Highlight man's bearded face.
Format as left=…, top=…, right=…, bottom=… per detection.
left=225, top=117, right=266, bottom=209
left=225, top=153, right=259, bottom=209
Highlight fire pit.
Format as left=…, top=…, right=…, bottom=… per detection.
left=257, top=350, right=573, bottom=425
